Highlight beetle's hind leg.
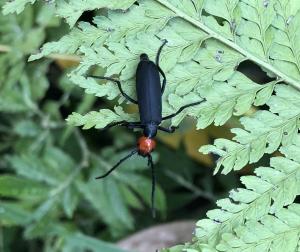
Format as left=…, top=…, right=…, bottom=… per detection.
left=158, top=66, right=167, bottom=94
left=87, top=75, right=138, bottom=104
left=102, top=121, right=142, bottom=130
left=162, top=100, right=206, bottom=121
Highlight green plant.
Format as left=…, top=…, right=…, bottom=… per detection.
left=2, top=0, right=300, bottom=252
left=0, top=1, right=168, bottom=251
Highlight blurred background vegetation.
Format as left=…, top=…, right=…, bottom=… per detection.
left=0, top=2, right=266, bottom=251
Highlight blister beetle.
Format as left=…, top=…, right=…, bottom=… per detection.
left=88, top=40, right=204, bottom=217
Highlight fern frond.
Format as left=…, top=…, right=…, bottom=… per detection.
left=29, top=0, right=300, bottom=132
left=189, top=72, right=276, bottom=129
left=66, top=106, right=138, bottom=129
left=28, top=2, right=176, bottom=61
left=4, top=0, right=300, bottom=250
left=157, top=0, right=300, bottom=89
left=194, top=140, right=300, bottom=249
left=2, top=0, right=136, bottom=27
left=271, top=1, right=300, bottom=79
left=55, top=0, right=137, bottom=27
left=2, top=0, right=36, bottom=15
left=201, top=84, right=300, bottom=174
left=0, top=175, right=50, bottom=200
left=0, top=2, right=51, bottom=113
left=217, top=204, right=300, bottom=252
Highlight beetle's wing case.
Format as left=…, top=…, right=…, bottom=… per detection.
left=136, top=59, right=162, bottom=125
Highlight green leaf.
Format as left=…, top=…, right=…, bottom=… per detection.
left=63, top=232, right=129, bottom=252
left=201, top=84, right=299, bottom=174
left=66, top=106, right=138, bottom=129
left=17, top=1, right=300, bottom=251
left=7, top=147, right=74, bottom=185
left=30, top=0, right=292, bottom=133
left=118, top=173, right=167, bottom=214
left=217, top=204, right=300, bottom=252
left=13, top=120, right=41, bottom=137
left=0, top=175, right=49, bottom=199
left=56, top=0, right=137, bottom=27
left=0, top=202, right=31, bottom=226
left=77, top=177, right=134, bottom=236
left=2, top=0, right=36, bottom=15
left=29, top=197, right=58, bottom=222
left=194, top=141, right=300, bottom=249
left=62, top=186, right=79, bottom=218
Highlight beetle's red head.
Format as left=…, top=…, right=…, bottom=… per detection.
left=137, top=136, right=156, bottom=156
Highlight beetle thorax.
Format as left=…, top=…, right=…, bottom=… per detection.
left=140, top=53, right=149, bottom=61
left=137, top=137, right=156, bottom=156
left=143, top=123, right=158, bottom=138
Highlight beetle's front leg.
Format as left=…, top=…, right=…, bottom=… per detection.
left=158, top=126, right=178, bottom=133
left=162, top=100, right=206, bottom=121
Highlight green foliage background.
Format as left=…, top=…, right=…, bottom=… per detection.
left=1, top=0, right=300, bottom=252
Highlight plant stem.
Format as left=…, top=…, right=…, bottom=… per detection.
left=156, top=0, right=300, bottom=91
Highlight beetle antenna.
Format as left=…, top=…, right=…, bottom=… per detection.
left=95, top=149, right=138, bottom=179
left=147, top=154, right=156, bottom=218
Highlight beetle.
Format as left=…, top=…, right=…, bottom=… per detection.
left=88, top=40, right=204, bottom=217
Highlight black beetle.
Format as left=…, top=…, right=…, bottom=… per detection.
left=88, top=40, right=204, bottom=217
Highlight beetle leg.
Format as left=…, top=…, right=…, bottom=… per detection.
left=87, top=75, right=138, bottom=104
left=102, top=121, right=142, bottom=130
left=158, top=126, right=178, bottom=133
left=157, top=66, right=167, bottom=94
left=155, top=39, right=168, bottom=93
left=162, top=100, right=206, bottom=121
left=126, top=122, right=143, bottom=129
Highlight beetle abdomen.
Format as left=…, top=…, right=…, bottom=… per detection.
left=136, top=59, right=162, bottom=125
